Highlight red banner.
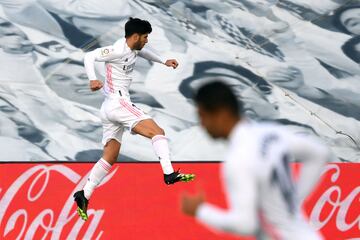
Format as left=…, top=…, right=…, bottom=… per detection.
left=0, top=163, right=359, bottom=240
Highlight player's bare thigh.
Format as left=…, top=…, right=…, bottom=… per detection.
left=132, top=119, right=165, bottom=139
left=102, top=139, right=121, bottom=165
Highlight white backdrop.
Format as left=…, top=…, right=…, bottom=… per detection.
left=0, top=0, right=359, bottom=162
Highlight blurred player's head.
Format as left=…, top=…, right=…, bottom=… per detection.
left=125, top=17, right=152, bottom=50
left=194, top=81, right=243, bottom=139
left=180, top=61, right=277, bottom=120
left=333, top=5, right=360, bottom=35
left=342, top=35, right=360, bottom=63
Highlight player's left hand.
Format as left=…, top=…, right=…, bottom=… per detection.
left=181, top=191, right=205, bottom=216
left=164, top=59, right=179, bottom=69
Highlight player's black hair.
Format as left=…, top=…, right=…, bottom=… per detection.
left=333, top=4, right=360, bottom=35
left=194, top=81, right=243, bottom=116
left=342, top=35, right=360, bottom=63
left=125, top=17, right=152, bottom=38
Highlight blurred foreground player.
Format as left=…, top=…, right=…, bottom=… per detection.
left=74, top=18, right=194, bottom=221
left=181, top=81, right=330, bottom=239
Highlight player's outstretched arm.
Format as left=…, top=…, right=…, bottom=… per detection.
left=138, top=47, right=164, bottom=64
left=138, top=47, right=178, bottom=68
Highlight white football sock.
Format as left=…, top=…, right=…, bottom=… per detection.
left=83, top=158, right=112, bottom=200
left=152, top=135, right=174, bottom=175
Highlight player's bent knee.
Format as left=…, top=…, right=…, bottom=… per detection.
left=158, top=128, right=165, bottom=136
left=146, top=127, right=165, bottom=138
left=151, top=127, right=165, bottom=137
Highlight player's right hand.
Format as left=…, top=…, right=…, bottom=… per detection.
left=89, top=80, right=103, bottom=91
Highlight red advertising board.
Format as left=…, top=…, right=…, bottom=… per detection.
left=0, top=163, right=359, bottom=240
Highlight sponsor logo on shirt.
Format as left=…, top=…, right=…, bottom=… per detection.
left=122, top=63, right=135, bottom=73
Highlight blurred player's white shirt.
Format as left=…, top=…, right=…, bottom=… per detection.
left=197, top=121, right=329, bottom=240
left=84, top=38, right=164, bottom=100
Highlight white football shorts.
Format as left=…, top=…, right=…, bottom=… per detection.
left=100, top=97, right=151, bottom=145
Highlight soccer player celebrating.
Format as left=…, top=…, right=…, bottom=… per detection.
left=74, top=18, right=195, bottom=221
left=181, top=81, right=330, bottom=239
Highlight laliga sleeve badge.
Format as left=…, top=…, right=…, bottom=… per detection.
left=101, top=48, right=112, bottom=56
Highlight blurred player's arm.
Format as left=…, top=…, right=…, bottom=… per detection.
left=138, top=47, right=178, bottom=69
left=196, top=147, right=258, bottom=235
left=286, top=133, right=331, bottom=202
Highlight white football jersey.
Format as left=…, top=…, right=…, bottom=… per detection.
left=84, top=38, right=164, bottom=99
left=197, top=121, right=329, bottom=240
